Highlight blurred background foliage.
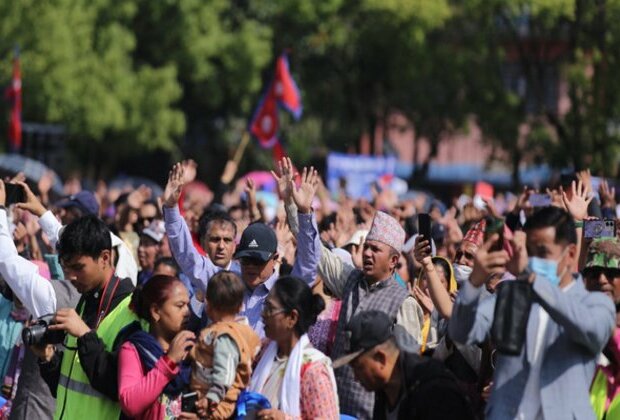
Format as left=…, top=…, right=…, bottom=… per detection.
left=1, top=0, right=620, bottom=186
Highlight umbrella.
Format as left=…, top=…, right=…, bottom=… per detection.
left=108, top=176, right=164, bottom=197
left=0, top=153, right=63, bottom=195
left=243, top=171, right=277, bottom=192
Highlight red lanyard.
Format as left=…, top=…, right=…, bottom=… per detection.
left=95, top=275, right=120, bottom=329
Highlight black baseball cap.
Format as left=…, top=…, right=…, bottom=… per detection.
left=333, top=310, right=418, bottom=368
left=234, top=222, right=277, bottom=262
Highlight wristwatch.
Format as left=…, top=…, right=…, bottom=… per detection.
left=517, top=266, right=533, bottom=282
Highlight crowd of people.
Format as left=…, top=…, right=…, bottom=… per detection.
left=0, top=157, right=618, bottom=420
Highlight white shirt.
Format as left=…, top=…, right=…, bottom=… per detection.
left=518, top=280, right=576, bottom=420
left=0, top=208, right=55, bottom=318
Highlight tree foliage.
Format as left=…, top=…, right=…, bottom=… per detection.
left=2, top=0, right=620, bottom=183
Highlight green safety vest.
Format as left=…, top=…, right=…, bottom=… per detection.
left=591, top=368, right=620, bottom=420
left=54, top=294, right=137, bottom=420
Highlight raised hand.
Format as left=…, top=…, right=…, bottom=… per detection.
left=163, top=163, right=185, bottom=208
left=167, top=330, right=196, bottom=363
left=577, top=169, right=593, bottom=196
left=38, top=170, right=55, bottom=197
left=13, top=222, right=27, bottom=243
left=244, top=178, right=261, bottom=222
left=350, top=235, right=364, bottom=269
left=9, top=172, right=26, bottom=184
left=412, top=285, right=434, bottom=314
left=413, top=236, right=433, bottom=266
left=270, top=157, right=295, bottom=201
left=561, top=180, right=593, bottom=222
left=181, top=159, right=198, bottom=185
left=15, top=181, right=47, bottom=217
left=470, top=234, right=510, bottom=287
left=513, top=186, right=533, bottom=213
left=291, top=166, right=319, bottom=214
left=506, top=230, right=528, bottom=276
left=127, top=185, right=152, bottom=209
left=599, top=179, right=617, bottom=209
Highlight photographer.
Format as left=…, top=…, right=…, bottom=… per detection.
left=35, top=214, right=136, bottom=420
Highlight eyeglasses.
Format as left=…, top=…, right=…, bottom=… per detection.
left=261, top=304, right=286, bottom=318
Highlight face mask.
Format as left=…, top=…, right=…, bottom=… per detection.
left=528, top=248, right=569, bottom=287
left=453, top=264, right=473, bottom=284
left=528, top=257, right=560, bottom=286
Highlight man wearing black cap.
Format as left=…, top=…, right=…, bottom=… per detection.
left=162, top=162, right=319, bottom=338
left=335, top=310, right=474, bottom=420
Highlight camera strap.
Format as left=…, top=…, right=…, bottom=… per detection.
left=95, top=275, right=121, bottom=329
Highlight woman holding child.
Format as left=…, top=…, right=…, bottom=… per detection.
left=250, top=276, right=340, bottom=420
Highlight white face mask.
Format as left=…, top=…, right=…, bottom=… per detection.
left=453, top=263, right=473, bottom=284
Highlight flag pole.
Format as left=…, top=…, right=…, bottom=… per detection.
left=232, top=131, right=251, bottom=165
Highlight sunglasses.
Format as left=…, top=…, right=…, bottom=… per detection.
left=584, top=267, right=620, bottom=280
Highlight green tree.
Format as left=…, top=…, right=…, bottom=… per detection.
left=0, top=0, right=185, bottom=177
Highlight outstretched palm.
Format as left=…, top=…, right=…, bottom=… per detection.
left=271, top=157, right=295, bottom=201
left=291, top=167, right=319, bottom=214
left=163, top=163, right=185, bottom=208
left=562, top=180, right=593, bottom=222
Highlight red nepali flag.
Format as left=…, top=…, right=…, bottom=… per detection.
left=249, top=88, right=280, bottom=149
left=248, top=52, right=302, bottom=149
left=273, top=53, right=302, bottom=120
left=5, top=50, right=22, bottom=152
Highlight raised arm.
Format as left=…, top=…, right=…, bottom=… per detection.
left=290, top=166, right=321, bottom=285
left=449, top=235, right=508, bottom=345
left=413, top=236, right=454, bottom=319
left=0, top=181, right=56, bottom=318
left=163, top=163, right=220, bottom=292
left=562, top=180, right=591, bottom=273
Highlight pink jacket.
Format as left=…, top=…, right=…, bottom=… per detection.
left=118, top=341, right=181, bottom=420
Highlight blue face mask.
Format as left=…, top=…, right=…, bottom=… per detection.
left=528, top=257, right=561, bottom=286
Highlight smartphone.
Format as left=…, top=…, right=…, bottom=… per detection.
left=584, top=219, right=616, bottom=239
left=5, top=183, right=26, bottom=206
left=528, top=193, right=552, bottom=208
left=418, top=213, right=431, bottom=242
left=485, top=217, right=504, bottom=252
left=181, top=391, right=198, bottom=413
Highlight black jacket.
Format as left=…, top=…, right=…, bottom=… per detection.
left=373, top=351, right=476, bottom=420
left=40, top=277, right=134, bottom=401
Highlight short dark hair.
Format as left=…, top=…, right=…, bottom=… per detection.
left=153, top=257, right=180, bottom=276
left=57, top=215, right=112, bottom=262
left=319, top=212, right=337, bottom=233
left=273, top=276, right=325, bottom=336
left=198, top=210, right=237, bottom=242
left=524, top=207, right=577, bottom=245
left=206, top=271, right=245, bottom=313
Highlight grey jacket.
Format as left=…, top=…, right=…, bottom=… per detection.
left=449, top=274, right=615, bottom=420
left=9, top=280, right=80, bottom=420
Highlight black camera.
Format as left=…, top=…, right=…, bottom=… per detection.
left=22, top=316, right=66, bottom=346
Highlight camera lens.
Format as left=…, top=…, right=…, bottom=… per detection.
left=22, top=323, right=48, bottom=346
